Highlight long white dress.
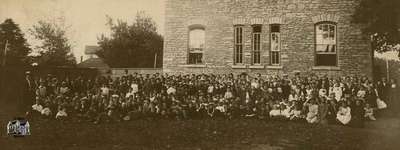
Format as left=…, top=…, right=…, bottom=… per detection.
left=337, top=106, right=351, bottom=125
left=56, top=110, right=68, bottom=119
left=32, top=104, right=43, bottom=112
left=224, top=91, right=233, bottom=99
left=41, top=107, right=51, bottom=116
left=288, top=94, right=298, bottom=101
left=332, top=87, right=342, bottom=101
left=269, top=109, right=281, bottom=117
left=306, top=104, right=319, bottom=123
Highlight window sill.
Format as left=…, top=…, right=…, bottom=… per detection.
left=232, top=65, right=246, bottom=69
left=266, top=65, right=283, bottom=69
left=312, top=66, right=340, bottom=70
left=179, top=64, right=206, bottom=68
left=249, top=65, right=265, bottom=69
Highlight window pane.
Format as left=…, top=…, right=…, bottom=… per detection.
left=235, top=45, right=243, bottom=64
left=189, top=53, right=203, bottom=64
left=329, top=25, right=335, bottom=32
left=316, top=44, right=327, bottom=52
left=323, top=32, right=329, bottom=39
left=239, top=27, right=242, bottom=43
left=253, top=25, right=262, bottom=33
left=329, top=45, right=336, bottom=52
left=254, top=51, right=260, bottom=64
left=322, top=24, right=328, bottom=32
left=253, top=34, right=259, bottom=47
left=271, top=51, right=280, bottom=65
left=271, top=25, right=280, bottom=32
left=318, top=24, right=323, bottom=31
left=252, top=25, right=262, bottom=64
left=315, top=23, right=337, bottom=66
left=253, top=33, right=261, bottom=64
left=234, top=26, right=243, bottom=64
left=188, top=28, right=204, bottom=64
left=271, top=33, right=280, bottom=51
left=189, top=29, right=205, bottom=50
left=316, top=54, right=337, bottom=66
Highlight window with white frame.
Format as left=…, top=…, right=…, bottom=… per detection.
left=315, top=22, right=337, bottom=66
left=270, top=24, right=280, bottom=65
left=188, top=27, right=205, bottom=64
left=234, top=25, right=243, bottom=64
left=252, top=25, right=262, bottom=64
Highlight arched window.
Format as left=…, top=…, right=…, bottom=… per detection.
left=188, top=27, right=205, bottom=64
left=315, top=22, right=337, bottom=66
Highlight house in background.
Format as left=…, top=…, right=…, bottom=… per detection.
left=163, top=0, right=373, bottom=77
left=77, top=45, right=110, bottom=70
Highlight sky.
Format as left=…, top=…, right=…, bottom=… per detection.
left=0, top=0, right=165, bottom=62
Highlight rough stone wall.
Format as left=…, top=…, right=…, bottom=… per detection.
left=163, top=0, right=373, bottom=78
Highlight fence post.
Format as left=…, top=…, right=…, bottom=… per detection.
left=154, top=52, right=157, bottom=68
left=386, top=59, right=390, bottom=80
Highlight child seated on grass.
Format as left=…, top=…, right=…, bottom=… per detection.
left=56, top=106, right=68, bottom=120
left=306, top=99, right=319, bottom=124
left=337, top=102, right=352, bottom=125
left=41, top=102, right=52, bottom=118
left=290, top=103, right=303, bottom=121
left=364, top=103, right=376, bottom=121
left=280, top=105, right=291, bottom=119
left=32, top=97, right=43, bottom=114
left=269, top=104, right=282, bottom=119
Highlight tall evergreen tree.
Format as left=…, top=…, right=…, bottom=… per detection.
left=0, top=18, right=31, bottom=66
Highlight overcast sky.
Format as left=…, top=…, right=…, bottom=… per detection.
left=0, top=0, right=165, bottom=61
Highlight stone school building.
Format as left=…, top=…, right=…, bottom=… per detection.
left=163, top=0, right=373, bottom=77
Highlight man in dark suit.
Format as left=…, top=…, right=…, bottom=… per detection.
left=378, top=78, right=389, bottom=102
left=23, top=71, right=35, bottom=110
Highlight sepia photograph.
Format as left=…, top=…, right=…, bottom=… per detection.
left=0, top=0, right=399, bottom=149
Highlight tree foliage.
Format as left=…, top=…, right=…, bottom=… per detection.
left=0, top=19, right=31, bottom=66
left=97, top=11, right=163, bottom=68
left=29, top=20, right=76, bottom=67
left=353, top=0, right=400, bottom=55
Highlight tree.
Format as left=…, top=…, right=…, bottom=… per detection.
left=97, top=11, right=163, bottom=68
left=353, top=0, right=400, bottom=56
left=0, top=19, right=31, bottom=66
left=29, top=19, right=76, bottom=67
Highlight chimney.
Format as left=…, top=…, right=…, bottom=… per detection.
left=80, top=56, right=83, bottom=63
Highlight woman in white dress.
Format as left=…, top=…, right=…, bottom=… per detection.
left=306, top=99, right=319, bottom=124
left=224, top=88, right=233, bottom=100
left=32, top=97, right=43, bottom=113
left=288, top=90, right=298, bottom=102
left=269, top=104, right=281, bottom=118
left=332, top=83, right=343, bottom=102
left=337, top=101, right=351, bottom=125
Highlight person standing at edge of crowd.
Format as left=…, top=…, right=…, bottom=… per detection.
left=23, top=71, right=36, bottom=111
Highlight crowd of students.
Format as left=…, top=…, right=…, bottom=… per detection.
left=26, top=72, right=398, bottom=127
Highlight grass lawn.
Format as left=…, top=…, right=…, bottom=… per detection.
left=1, top=115, right=400, bottom=150
left=1, top=100, right=400, bottom=150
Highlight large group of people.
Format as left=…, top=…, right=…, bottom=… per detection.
left=25, top=71, right=398, bottom=127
